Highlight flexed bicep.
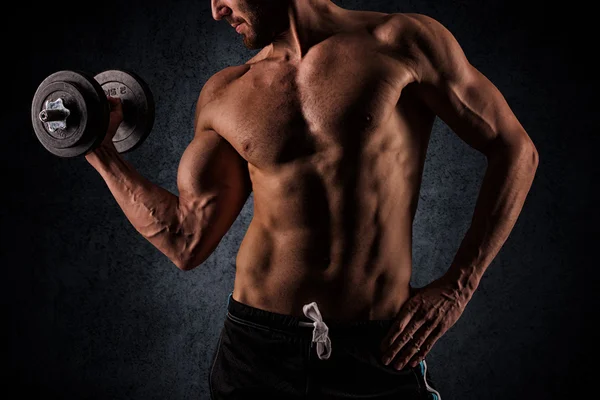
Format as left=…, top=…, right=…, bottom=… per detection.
left=175, top=128, right=252, bottom=270
left=174, top=72, right=252, bottom=270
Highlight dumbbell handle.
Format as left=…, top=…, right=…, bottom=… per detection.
left=39, top=108, right=68, bottom=122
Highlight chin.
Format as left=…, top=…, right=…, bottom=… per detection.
left=243, top=40, right=257, bottom=50
left=244, top=33, right=273, bottom=50
left=243, top=38, right=262, bottom=50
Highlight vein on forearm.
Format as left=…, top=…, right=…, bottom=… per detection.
left=87, top=147, right=204, bottom=265
left=448, top=141, right=538, bottom=292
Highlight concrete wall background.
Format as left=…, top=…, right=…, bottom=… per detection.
left=6, top=0, right=595, bottom=398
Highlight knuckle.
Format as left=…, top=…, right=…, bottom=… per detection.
left=403, top=300, right=418, bottom=313
left=426, top=308, right=440, bottom=319
left=399, top=334, right=413, bottom=344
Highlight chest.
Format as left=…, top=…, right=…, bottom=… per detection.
left=207, top=35, right=415, bottom=168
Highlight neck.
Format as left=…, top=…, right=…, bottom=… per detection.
left=270, top=0, right=345, bottom=60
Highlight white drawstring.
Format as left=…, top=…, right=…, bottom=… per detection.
left=299, top=302, right=332, bottom=360
left=422, top=359, right=442, bottom=399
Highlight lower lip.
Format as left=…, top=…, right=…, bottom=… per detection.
left=236, top=24, right=243, bottom=33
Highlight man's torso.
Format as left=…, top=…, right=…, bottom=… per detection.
left=200, top=11, right=435, bottom=321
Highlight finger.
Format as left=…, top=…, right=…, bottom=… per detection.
left=393, top=319, right=437, bottom=370
left=380, top=301, right=419, bottom=354
left=407, top=325, right=444, bottom=368
left=382, top=316, right=426, bottom=366
left=107, top=97, right=123, bottom=111
left=107, top=96, right=122, bottom=104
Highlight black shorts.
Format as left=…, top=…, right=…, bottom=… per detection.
left=209, top=292, right=442, bottom=400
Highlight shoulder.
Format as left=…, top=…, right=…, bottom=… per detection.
left=194, top=64, right=249, bottom=132
left=197, top=64, right=250, bottom=108
left=196, top=48, right=266, bottom=115
left=373, top=12, right=452, bottom=47
left=373, top=12, right=469, bottom=82
left=198, top=44, right=274, bottom=107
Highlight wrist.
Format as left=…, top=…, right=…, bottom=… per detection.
left=441, top=265, right=480, bottom=302
left=85, top=143, right=118, bottom=163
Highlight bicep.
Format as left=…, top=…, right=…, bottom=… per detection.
left=175, top=129, right=252, bottom=267
left=177, top=128, right=251, bottom=201
left=407, top=14, right=534, bottom=155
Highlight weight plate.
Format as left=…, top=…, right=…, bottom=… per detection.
left=94, top=70, right=155, bottom=154
left=33, top=81, right=87, bottom=149
left=31, top=70, right=110, bottom=157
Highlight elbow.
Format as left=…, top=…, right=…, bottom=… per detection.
left=487, top=136, right=539, bottom=171
left=174, top=260, right=195, bottom=271
left=172, top=227, right=207, bottom=271
left=515, top=142, right=540, bottom=176
left=530, top=144, right=539, bottom=170
left=523, top=140, right=539, bottom=172
left=172, top=252, right=195, bottom=271
left=174, top=256, right=202, bottom=272
left=181, top=264, right=200, bottom=271
left=173, top=258, right=189, bottom=271
left=174, top=249, right=207, bottom=271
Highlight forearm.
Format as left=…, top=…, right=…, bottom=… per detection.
left=443, top=139, right=539, bottom=300
left=85, top=146, right=198, bottom=269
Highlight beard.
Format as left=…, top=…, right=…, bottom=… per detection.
left=238, top=0, right=289, bottom=49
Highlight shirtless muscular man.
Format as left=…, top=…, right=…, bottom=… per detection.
left=85, top=0, right=539, bottom=398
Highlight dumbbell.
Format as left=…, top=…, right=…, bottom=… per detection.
left=31, top=70, right=155, bottom=157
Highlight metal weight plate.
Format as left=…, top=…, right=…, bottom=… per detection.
left=31, top=70, right=110, bottom=157
left=94, top=70, right=155, bottom=154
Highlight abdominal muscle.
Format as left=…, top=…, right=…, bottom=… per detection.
left=232, top=171, right=416, bottom=322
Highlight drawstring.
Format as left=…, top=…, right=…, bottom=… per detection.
left=228, top=293, right=332, bottom=360
left=299, top=302, right=332, bottom=360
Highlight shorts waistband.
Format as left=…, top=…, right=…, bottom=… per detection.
left=226, top=292, right=395, bottom=335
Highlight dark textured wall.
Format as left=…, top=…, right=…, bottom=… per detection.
left=7, top=0, right=595, bottom=398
